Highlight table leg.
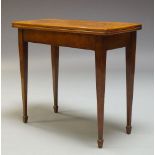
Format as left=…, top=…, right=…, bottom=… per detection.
left=18, top=29, right=28, bottom=123
left=95, top=48, right=107, bottom=148
left=126, top=32, right=136, bottom=134
left=51, top=46, right=59, bottom=113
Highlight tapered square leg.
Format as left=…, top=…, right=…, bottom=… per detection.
left=18, top=29, right=28, bottom=123
left=51, top=46, right=59, bottom=113
left=95, top=47, right=107, bottom=148
left=126, top=32, right=136, bottom=134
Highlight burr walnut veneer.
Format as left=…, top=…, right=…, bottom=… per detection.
left=12, top=19, right=142, bottom=148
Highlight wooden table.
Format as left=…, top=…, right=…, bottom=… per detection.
left=12, top=19, right=142, bottom=148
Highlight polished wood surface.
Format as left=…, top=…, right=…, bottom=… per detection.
left=13, top=19, right=142, bottom=148
left=12, top=19, right=141, bottom=35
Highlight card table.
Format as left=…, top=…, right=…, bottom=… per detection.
left=12, top=19, right=142, bottom=148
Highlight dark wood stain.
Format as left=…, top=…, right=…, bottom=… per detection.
left=51, top=46, right=59, bottom=113
left=13, top=19, right=142, bottom=148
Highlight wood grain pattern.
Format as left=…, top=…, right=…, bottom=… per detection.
left=12, top=19, right=142, bottom=35
left=13, top=19, right=141, bottom=148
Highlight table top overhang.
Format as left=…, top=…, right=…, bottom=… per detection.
left=12, top=19, right=142, bottom=35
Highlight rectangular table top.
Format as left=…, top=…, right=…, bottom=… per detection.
left=12, top=19, right=142, bottom=35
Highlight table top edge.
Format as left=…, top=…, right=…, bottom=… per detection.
left=12, top=19, right=142, bottom=35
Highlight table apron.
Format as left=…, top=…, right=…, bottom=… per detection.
left=23, top=29, right=131, bottom=50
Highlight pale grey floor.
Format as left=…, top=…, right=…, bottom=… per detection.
left=2, top=45, right=154, bottom=155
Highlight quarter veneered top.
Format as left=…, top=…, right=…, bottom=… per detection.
left=12, top=19, right=142, bottom=35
